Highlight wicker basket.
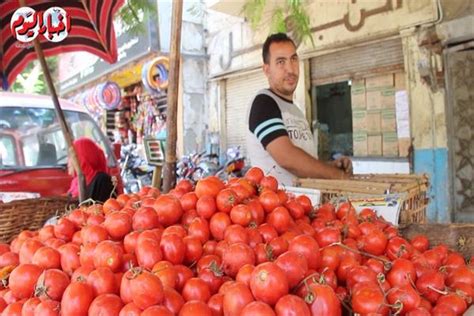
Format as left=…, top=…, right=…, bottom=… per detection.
left=295, top=174, right=429, bottom=224
left=0, top=196, right=75, bottom=242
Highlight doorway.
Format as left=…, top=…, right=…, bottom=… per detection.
left=312, top=81, right=353, bottom=160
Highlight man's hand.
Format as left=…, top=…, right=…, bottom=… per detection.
left=332, top=156, right=353, bottom=175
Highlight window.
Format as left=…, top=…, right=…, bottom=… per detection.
left=0, top=135, right=16, bottom=166
left=0, top=106, right=115, bottom=170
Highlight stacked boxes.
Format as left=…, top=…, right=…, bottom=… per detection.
left=352, top=72, right=409, bottom=157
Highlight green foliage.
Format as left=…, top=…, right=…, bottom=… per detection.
left=11, top=56, right=58, bottom=95
left=243, top=0, right=314, bottom=47
left=117, top=0, right=157, bottom=36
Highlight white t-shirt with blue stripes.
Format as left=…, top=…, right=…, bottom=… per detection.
left=247, top=89, right=318, bottom=186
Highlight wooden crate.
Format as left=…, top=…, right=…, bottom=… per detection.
left=0, top=196, right=76, bottom=242
left=400, top=223, right=474, bottom=259
left=295, top=174, right=429, bottom=224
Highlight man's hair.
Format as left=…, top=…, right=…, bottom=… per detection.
left=262, top=33, right=296, bottom=64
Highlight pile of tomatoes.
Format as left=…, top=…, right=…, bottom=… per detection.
left=0, top=167, right=472, bottom=315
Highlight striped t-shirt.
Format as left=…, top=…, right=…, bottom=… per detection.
left=246, top=89, right=318, bottom=186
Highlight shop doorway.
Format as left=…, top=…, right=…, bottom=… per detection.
left=312, top=81, right=353, bottom=160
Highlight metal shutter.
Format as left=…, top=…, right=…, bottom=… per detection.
left=225, top=71, right=268, bottom=155
left=310, top=38, right=404, bottom=85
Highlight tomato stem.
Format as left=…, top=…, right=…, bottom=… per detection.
left=294, top=272, right=320, bottom=292
left=427, top=285, right=448, bottom=295
left=329, top=242, right=392, bottom=266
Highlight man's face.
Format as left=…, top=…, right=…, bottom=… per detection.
left=263, top=41, right=299, bottom=98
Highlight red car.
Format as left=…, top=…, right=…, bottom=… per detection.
left=0, top=92, right=122, bottom=202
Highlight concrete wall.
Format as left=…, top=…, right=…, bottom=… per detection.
left=177, top=1, right=208, bottom=155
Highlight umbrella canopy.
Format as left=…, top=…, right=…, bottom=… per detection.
left=0, top=0, right=124, bottom=89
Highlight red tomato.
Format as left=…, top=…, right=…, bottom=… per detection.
left=246, top=199, right=265, bottom=225
left=275, top=294, right=311, bottom=316
left=21, top=297, right=40, bottom=316
left=31, top=247, right=60, bottom=269
left=58, top=243, right=81, bottom=275
left=180, top=192, right=198, bottom=211
left=224, top=224, right=249, bottom=245
left=267, top=206, right=292, bottom=235
left=151, top=261, right=177, bottom=289
left=81, top=225, right=109, bottom=244
left=119, top=303, right=141, bottom=316
left=259, top=190, right=281, bottom=213
left=306, top=282, right=342, bottom=316
left=182, top=277, right=212, bottom=302
left=132, top=207, right=160, bottom=231
left=346, top=265, right=378, bottom=290
left=195, top=177, right=225, bottom=199
left=387, top=284, right=421, bottom=314
left=88, top=294, right=124, bottom=316
left=162, top=286, right=185, bottom=314
left=61, top=281, right=95, bottom=315
left=104, top=211, right=132, bottom=240
left=154, top=194, right=184, bottom=227
left=386, top=236, right=413, bottom=260
left=250, top=262, right=288, bottom=305
left=197, top=195, right=217, bottom=219
left=260, top=176, right=278, bottom=192
left=222, top=243, right=255, bottom=278
left=207, top=293, right=224, bottom=316
left=174, top=265, right=194, bottom=292
left=257, top=223, right=278, bottom=244
left=8, top=264, right=43, bottom=299
left=135, top=234, right=162, bottom=270
left=103, top=198, right=122, bottom=215
left=19, top=239, right=43, bottom=264
left=360, top=228, right=388, bottom=256
left=179, top=300, right=213, bottom=316
left=130, top=270, right=164, bottom=309
left=159, top=233, right=185, bottom=265
left=176, top=179, right=193, bottom=193
left=87, top=267, right=118, bottom=296
left=37, top=226, right=55, bottom=243
left=351, top=281, right=387, bottom=315
left=71, top=266, right=94, bottom=282
left=187, top=217, right=210, bottom=244
left=141, top=305, right=173, bottom=316
left=288, top=234, right=320, bottom=270
left=387, top=258, right=417, bottom=287
left=295, top=195, right=312, bottom=215
left=275, top=251, right=308, bottom=289
left=244, top=167, right=264, bottom=185
left=182, top=236, right=203, bottom=265
left=240, top=301, right=275, bottom=316
left=210, top=212, right=231, bottom=241
left=35, top=269, right=70, bottom=301
left=285, top=199, right=305, bottom=219
left=93, top=240, right=123, bottom=272
left=216, top=189, right=239, bottom=213
left=230, top=204, right=253, bottom=226
left=79, top=242, right=96, bottom=269
left=268, top=236, right=288, bottom=258
left=68, top=209, right=89, bottom=228
left=223, top=282, right=254, bottom=316
left=436, top=293, right=468, bottom=315
left=54, top=218, right=76, bottom=241
left=320, top=245, right=343, bottom=272
left=415, top=270, right=446, bottom=303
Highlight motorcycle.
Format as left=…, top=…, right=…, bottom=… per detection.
left=120, top=144, right=153, bottom=193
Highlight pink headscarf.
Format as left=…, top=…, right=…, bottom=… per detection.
left=67, top=137, right=108, bottom=198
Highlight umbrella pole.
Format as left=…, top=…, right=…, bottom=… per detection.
left=162, top=0, right=183, bottom=193
left=32, top=40, right=86, bottom=202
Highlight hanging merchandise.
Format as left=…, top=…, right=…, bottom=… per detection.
left=95, top=81, right=122, bottom=110
left=141, top=56, right=169, bottom=94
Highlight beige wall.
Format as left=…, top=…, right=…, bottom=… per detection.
left=401, top=30, right=447, bottom=149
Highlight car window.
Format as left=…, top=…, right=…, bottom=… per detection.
left=0, top=106, right=115, bottom=170
left=0, top=135, right=16, bottom=166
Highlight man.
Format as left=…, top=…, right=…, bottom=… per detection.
left=246, top=33, right=352, bottom=186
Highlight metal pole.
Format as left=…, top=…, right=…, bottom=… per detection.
left=162, top=0, right=183, bottom=193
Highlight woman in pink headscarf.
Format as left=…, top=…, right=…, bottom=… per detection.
left=68, top=137, right=115, bottom=202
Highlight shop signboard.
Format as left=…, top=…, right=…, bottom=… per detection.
left=59, top=6, right=159, bottom=95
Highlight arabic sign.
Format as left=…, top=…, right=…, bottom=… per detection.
left=58, top=8, right=159, bottom=95
left=10, top=6, right=70, bottom=43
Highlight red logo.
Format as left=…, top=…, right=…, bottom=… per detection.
left=10, top=6, right=71, bottom=43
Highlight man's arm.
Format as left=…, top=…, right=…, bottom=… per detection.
left=266, top=135, right=349, bottom=179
